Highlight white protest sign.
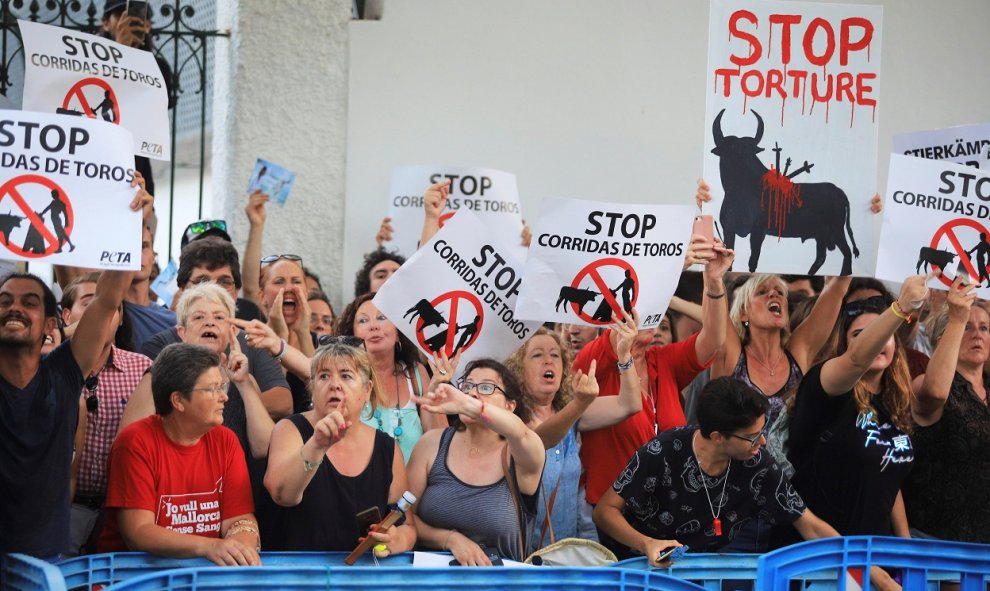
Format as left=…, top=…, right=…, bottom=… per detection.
left=385, top=166, right=524, bottom=259
left=876, top=154, right=990, bottom=294
left=893, top=123, right=990, bottom=171
left=702, top=0, right=882, bottom=276
left=515, top=197, right=693, bottom=329
left=0, top=110, right=140, bottom=269
left=373, top=209, right=539, bottom=377
left=19, top=20, right=170, bottom=161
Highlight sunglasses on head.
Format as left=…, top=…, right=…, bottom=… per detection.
left=261, top=254, right=303, bottom=265
left=184, top=219, right=227, bottom=238
left=85, top=375, right=99, bottom=413
left=844, top=295, right=889, bottom=319
left=318, top=335, right=365, bottom=349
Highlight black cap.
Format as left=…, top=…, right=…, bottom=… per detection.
left=102, top=1, right=150, bottom=18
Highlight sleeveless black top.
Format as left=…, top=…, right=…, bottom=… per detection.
left=262, top=414, right=395, bottom=551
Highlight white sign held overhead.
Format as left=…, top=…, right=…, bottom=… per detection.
left=373, top=209, right=540, bottom=379
left=385, top=165, right=524, bottom=259
left=515, top=197, right=693, bottom=329
left=0, top=110, right=140, bottom=269
left=876, top=154, right=990, bottom=295
left=19, top=20, right=171, bottom=161
left=702, top=0, right=883, bottom=276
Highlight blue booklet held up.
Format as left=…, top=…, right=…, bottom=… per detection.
left=248, top=158, right=296, bottom=206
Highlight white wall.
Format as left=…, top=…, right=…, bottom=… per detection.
left=344, top=0, right=990, bottom=303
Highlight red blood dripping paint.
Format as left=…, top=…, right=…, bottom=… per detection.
left=761, top=167, right=803, bottom=240
left=714, top=518, right=723, bottom=537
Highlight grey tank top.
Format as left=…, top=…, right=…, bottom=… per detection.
left=416, top=427, right=537, bottom=561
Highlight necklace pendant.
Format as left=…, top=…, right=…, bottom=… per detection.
left=394, top=426, right=403, bottom=436
left=769, top=369, right=775, bottom=376
left=713, top=517, right=722, bottom=537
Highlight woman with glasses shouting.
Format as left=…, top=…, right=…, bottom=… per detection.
left=770, top=273, right=931, bottom=551
left=407, top=359, right=546, bottom=565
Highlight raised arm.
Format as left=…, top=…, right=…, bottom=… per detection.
left=787, top=276, right=851, bottom=372
left=231, top=317, right=311, bottom=381
left=694, top=240, right=734, bottom=364
left=226, top=326, right=275, bottom=458
left=576, top=311, right=642, bottom=432
left=416, top=383, right=545, bottom=494
left=912, top=277, right=974, bottom=425
left=240, top=190, right=267, bottom=306
left=418, top=179, right=451, bottom=247
left=818, top=275, right=929, bottom=396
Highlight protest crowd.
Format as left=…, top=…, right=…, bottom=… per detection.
left=0, top=3, right=988, bottom=591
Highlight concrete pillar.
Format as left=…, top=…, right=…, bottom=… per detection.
left=212, top=0, right=350, bottom=308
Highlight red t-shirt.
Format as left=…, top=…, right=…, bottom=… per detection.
left=575, top=331, right=710, bottom=504
left=98, top=415, right=254, bottom=552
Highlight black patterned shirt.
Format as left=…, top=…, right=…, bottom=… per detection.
left=613, top=426, right=805, bottom=553
left=904, top=372, right=990, bottom=543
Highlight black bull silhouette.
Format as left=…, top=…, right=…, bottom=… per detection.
left=711, top=109, right=860, bottom=276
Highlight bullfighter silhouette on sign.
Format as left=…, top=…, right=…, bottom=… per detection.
left=966, top=233, right=990, bottom=286
left=710, top=109, right=860, bottom=276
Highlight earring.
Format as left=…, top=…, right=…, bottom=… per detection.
left=743, top=320, right=749, bottom=329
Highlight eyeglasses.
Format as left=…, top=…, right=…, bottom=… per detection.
left=85, top=375, right=99, bottom=413
left=458, top=380, right=506, bottom=397
left=189, top=276, right=237, bottom=289
left=317, top=335, right=364, bottom=348
left=261, top=254, right=303, bottom=266
left=192, top=381, right=229, bottom=398
left=729, top=430, right=766, bottom=449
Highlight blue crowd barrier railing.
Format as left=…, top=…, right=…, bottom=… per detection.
left=102, top=565, right=709, bottom=591
left=757, top=536, right=990, bottom=591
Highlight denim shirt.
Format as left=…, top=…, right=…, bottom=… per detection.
left=531, top=426, right=597, bottom=549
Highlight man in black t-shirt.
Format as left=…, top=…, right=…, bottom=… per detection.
left=594, top=377, right=845, bottom=565
left=0, top=191, right=151, bottom=559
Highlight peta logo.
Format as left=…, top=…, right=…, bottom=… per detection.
left=100, top=251, right=131, bottom=264
left=140, top=142, right=163, bottom=156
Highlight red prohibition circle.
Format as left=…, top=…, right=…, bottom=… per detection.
left=415, top=290, right=485, bottom=357
left=0, top=174, right=74, bottom=258
left=929, top=218, right=990, bottom=287
left=438, top=211, right=456, bottom=228
left=62, top=77, right=121, bottom=125
left=569, top=257, right=640, bottom=325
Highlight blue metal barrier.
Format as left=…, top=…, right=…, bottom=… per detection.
left=757, top=536, right=990, bottom=591
left=103, top=566, right=708, bottom=591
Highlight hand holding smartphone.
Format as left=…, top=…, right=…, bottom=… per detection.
left=657, top=544, right=688, bottom=563
left=692, top=215, right=715, bottom=243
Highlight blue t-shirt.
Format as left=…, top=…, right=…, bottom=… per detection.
left=0, top=342, right=83, bottom=556
left=124, top=301, right=176, bottom=353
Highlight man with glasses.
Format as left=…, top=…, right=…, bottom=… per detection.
left=59, top=274, right=153, bottom=556
left=98, top=343, right=261, bottom=565
left=594, top=377, right=853, bottom=563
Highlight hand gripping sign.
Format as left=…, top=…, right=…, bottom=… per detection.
left=0, top=110, right=140, bottom=269
left=876, top=154, right=990, bottom=296
left=374, top=209, right=540, bottom=381
left=19, top=19, right=171, bottom=161
left=515, top=197, right=693, bottom=329
left=385, top=165, right=524, bottom=259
